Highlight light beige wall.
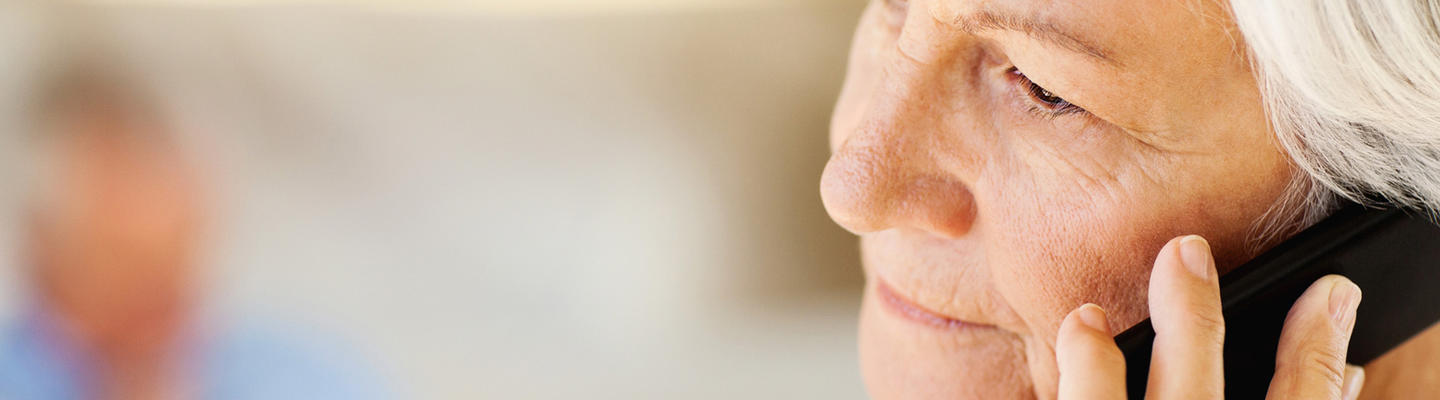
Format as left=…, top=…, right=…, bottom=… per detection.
left=2, top=3, right=869, bottom=399
left=75, top=0, right=839, bottom=16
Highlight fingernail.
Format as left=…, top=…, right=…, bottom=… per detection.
left=1329, top=279, right=1362, bottom=330
left=1178, top=235, right=1213, bottom=280
left=1076, top=303, right=1110, bottom=335
left=1342, top=364, right=1365, bottom=400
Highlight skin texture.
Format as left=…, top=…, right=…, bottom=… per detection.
left=821, top=0, right=1440, bottom=398
left=1054, top=236, right=1365, bottom=400
left=821, top=0, right=1294, bottom=398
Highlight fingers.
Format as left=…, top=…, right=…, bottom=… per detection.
left=1342, top=364, right=1365, bottom=400
left=1145, top=235, right=1225, bottom=400
left=1056, top=304, right=1127, bottom=400
left=1267, top=275, right=1362, bottom=400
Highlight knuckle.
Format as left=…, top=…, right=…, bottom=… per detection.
left=1280, top=340, right=1347, bottom=384
left=1178, top=298, right=1226, bottom=336
left=1156, top=294, right=1225, bottom=335
left=1190, top=309, right=1226, bottom=335
left=1306, top=354, right=1347, bottom=384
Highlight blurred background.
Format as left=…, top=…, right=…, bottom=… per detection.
left=0, top=1, right=868, bottom=398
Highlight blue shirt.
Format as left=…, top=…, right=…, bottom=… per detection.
left=0, top=311, right=387, bottom=400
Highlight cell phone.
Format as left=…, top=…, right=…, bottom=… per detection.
left=1114, top=203, right=1440, bottom=399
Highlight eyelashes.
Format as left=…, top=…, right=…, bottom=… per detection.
left=1006, top=67, right=1087, bottom=119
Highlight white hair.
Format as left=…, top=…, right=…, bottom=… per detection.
left=1230, top=0, right=1440, bottom=246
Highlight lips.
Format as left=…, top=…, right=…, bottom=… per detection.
left=874, top=279, right=999, bottom=331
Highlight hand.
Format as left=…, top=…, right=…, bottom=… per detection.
left=1055, top=235, right=1366, bottom=399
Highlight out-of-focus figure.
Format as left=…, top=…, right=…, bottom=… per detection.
left=0, top=69, right=384, bottom=400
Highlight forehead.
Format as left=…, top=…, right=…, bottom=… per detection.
left=924, top=0, right=1237, bottom=67
left=926, top=0, right=1223, bottom=26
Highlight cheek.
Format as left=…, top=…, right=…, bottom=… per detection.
left=985, top=192, right=1160, bottom=343
left=982, top=163, right=1279, bottom=344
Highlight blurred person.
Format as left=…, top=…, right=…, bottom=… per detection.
left=0, top=70, right=383, bottom=400
left=820, top=0, right=1440, bottom=399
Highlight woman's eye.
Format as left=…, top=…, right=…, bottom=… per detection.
left=1028, top=84, right=1067, bottom=107
left=1007, top=67, right=1083, bottom=116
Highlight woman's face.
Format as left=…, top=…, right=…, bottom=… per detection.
left=821, top=0, right=1295, bottom=398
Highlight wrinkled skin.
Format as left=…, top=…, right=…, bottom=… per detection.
left=819, top=0, right=1292, bottom=398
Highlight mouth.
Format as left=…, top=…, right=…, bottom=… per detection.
left=874, top=279, right=999, bottom=331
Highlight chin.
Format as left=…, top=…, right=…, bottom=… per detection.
left=858, top=282, right=1038, bottom=400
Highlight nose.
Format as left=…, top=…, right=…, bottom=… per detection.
left=819, top=91, right=979, bottom=239
left=819, top=129, right=978, bottom=238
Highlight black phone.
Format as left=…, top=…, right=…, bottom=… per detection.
left=1114, top=203, right=1440, bottom=399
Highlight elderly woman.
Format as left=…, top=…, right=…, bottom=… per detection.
left=819, top=0, right=1440, bottom=399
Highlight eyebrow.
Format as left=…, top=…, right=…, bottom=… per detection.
left=953, top=10, right=1121, bottom=67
